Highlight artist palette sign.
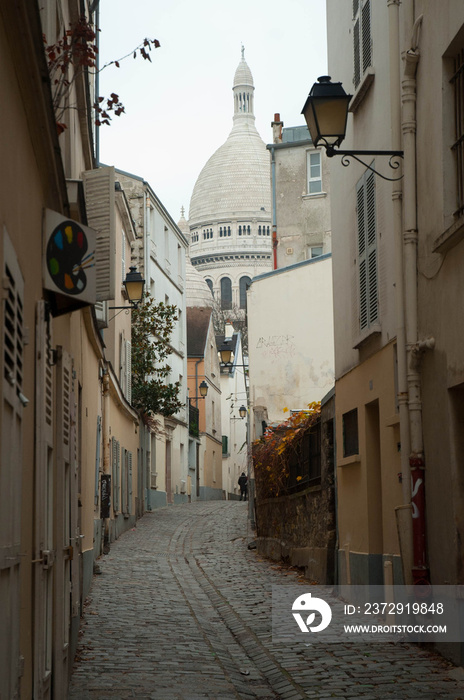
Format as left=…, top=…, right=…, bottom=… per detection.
left=43, top=209, right=96, bottom=305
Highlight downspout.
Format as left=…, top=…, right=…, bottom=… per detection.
left=388, top=0, right=413, bottom=585
left=402, top=10, right=433, bottom=585
left=269, top=114, right=283, bottom=270
left=102, top=367, right=110, bottom=550
left=270, top=146, right=278, bottom=270
left=194, top=358, right=202, bottom=409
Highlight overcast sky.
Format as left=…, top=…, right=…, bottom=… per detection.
left=97, top=0, right=328, bottom=224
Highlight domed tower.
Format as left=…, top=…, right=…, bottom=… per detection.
left=188, top=48, right=272, bottom=315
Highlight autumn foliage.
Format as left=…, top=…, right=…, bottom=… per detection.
left=253, top=402, right=321, bottom=500
left=43, top=15, right=160, bottom=128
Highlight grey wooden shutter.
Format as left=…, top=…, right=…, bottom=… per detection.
left=356, top=170, right=378, bottom=331
left=125, top=340, right=132, bottom=404
left=128, top=451, right=133, bottom=515
left=112, top=438, right=120, bottom=513
left=34, top=300, right=54, bottom=699
left=361, top=0, right=372, bottom=74
left=353, top=18, right=361, bottom=88
left=365, top=171, right=378, bottom=325
left=82, top=166, right=116, bottom=302
left=94, top=417, right=101, bottom=506
left=1, top=230, right=24, bottom=700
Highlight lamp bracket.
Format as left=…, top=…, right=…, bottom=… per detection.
left=326, top=146, right=404, bottom=182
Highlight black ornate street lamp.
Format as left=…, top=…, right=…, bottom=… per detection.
left=301, top=76, right=403, bottom=181
left=109, top=266, right=146, bottom=310
left=190, top=380, right=209, bottom=401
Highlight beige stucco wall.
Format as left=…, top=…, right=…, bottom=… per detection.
left=336, top=342, right=402, bottom=559
left=413, top=0, right=464, bottom=585
left=247, top=256, right=334, bottom=427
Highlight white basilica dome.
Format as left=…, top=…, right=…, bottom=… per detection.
left=187, top=48, right=273, bottom=307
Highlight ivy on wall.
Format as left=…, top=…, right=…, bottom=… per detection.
left=253, top=402, right=321, bottom=499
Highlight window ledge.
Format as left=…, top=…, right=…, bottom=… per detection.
left=432, top=215, right=464, bottom=254
left=302, top=192, right=327, bottom=200
left=352, top=323, right=381, bottom=350
left=385, top=413, right=400, bottom=427
left=337, top=453, right=361, bottom=468
left=349, top=68, right=375, bottom=114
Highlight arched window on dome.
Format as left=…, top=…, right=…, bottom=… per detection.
left=239, top=276, right=251, bottom=310
left=206, top=279, right=214, bottom=297
left=228, top=226, right=231, bottom=237
left=247, top=225, right=251, bottom=235
left=238, top=226, right=242, bottom=236
left=220, top=277, right=232, bottom=310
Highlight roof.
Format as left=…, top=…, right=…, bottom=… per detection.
left=187, top=307, right=213, bottom=357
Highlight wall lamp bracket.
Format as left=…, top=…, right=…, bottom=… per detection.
left=325, top=146, right=404, bottom=181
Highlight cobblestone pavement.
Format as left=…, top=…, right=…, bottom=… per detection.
left=69, top=501, right=464, bottom=700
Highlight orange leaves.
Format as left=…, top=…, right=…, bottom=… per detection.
left=253, top=402, right=321, bottom=500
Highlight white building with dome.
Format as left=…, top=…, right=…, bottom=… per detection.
left=185, top=49, right=273, bottom=312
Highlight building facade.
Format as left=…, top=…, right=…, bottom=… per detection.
left=327, top=0, right=464, bottom=624
left=114, top=170, right=190, bottom=509
left=268, top=118, right=332, bottom=268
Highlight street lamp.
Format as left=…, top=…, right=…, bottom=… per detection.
left=109, top=266, right=146, bottom=310
left=190, top=380, right=209, bottom=400
left=301, top=76, right=403, bottom=181
left=219, top=340, right=248, bottom=371
left=230, top=405, right=247, bottom=420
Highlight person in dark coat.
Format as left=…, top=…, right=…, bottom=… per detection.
left=238, top=472, right=248, bottom=501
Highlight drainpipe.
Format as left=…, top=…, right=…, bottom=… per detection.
left=388, top=0, right=413, bottom=585
left=270, top=146, right=278, bottom=270
left=401, top=10, right=432, bottom=585
left=102, top=367, right=110, bottom=550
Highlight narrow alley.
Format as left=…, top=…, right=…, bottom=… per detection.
left=69, top=502, right=464, bottom=700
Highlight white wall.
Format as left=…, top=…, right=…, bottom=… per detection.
left=247, top=256, right=334, bottom=427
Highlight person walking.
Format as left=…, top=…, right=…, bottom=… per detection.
left=238, top=472, right=248, bottom=501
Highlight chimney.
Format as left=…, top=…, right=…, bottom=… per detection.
left=271, top=113, right=283, bottom=143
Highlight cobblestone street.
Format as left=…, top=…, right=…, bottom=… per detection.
left=69, top=502, right=464, bottom=700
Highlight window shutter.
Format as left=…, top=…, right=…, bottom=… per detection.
left=94, top=301, right=108, bottom=330
left=2, top=230, right=24, bottom=699
left=82, top=167, right=116, bottom=301
left=34, top=301, right=54, bottom=696
left=95, top=417, right=101, bottom=505
left=357, top=171, right=378, bottom=331
left=125, top=340, right=132, bottom=404
left=365, top=171, right=378, bottom=324
left=128, top=451, right=133, bottom=515
left=120, top=333, right=126, bottom=391
left=361, top=0, right=372, bottom=74
left=353, top=19, right=361, bottom=88
left=121, top=447, right=126, bottom=514
left=357, top=181, right=368, bottom=330
left=113, top=439, right=120, bottom=512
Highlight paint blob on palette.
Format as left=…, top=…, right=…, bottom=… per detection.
left=46, top=220, right=95, bottom=295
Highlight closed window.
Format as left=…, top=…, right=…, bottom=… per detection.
left=307, top=151, right=322, bottom=194
left=356, top=169, right=378, bottom=330
left=239, top=276, right=251, bottom=309
left=220, top=277, right=232, bottom=310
